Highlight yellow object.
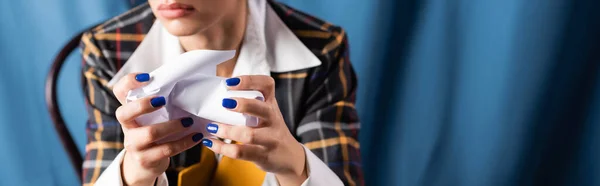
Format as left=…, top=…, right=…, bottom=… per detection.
left=210, top=157, right=266, bottom=186
left=178, top=146, right=267, bottom=186
left=178, top=146, right=217, bottom=186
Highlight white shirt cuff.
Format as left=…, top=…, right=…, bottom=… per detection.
left=262, top=145, right=343, bottom=186
left=94, top=149, right=169, bottom=186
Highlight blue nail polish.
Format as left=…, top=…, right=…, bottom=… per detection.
left=192, top=133, right=204, bottom=142
left=206, top=123, right=218, bottom=134
left=181, top=117, right=194, bottom=128
left=150, top=96, right=166, bottom=107
left=225, top=78, right=240, bottom=86
left=222, top=98, right=237, bottom=109
left=201, top=139, right=213, bottom=147
left=135, top=73, right=150, bottom=82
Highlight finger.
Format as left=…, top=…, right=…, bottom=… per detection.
left=126, top=117, right=195, bottom=150
left=222, top=98, right=271, bottom=120
left=206, top=123, right=274, bottom=145
left=113, top=73, right=151, bottom=104
left=225, top=75, right=275, bottom=99
left=201, top=138, right=268, bottom=162
left=116, top=96, right=166, bottom=128
left=136, top=133, right=204, bottom=166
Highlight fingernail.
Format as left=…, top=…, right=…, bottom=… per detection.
left=201, top=139, right=213, bottom=147
left=150, top=96, right=166, bottom=107
left=222, top=98, right=237, bottom=109
left=206, top=123, right=218, bottom=134
left=192, top=133, right=204, bottom=142
left=181, top=117, right=194, bottom=128
left=225, top=78, right=240, bottom=86
left=135, top=73, right=150, bottom=82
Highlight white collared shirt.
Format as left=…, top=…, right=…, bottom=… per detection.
left=95, top=0, right=342, bottom=185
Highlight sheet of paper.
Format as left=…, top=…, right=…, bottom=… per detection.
left=126, top=50, right=264, bottom=143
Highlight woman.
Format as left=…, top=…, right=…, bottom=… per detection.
left=81, top=0, right=361, bottom=185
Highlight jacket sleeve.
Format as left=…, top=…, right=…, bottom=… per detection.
left=80, top=31, right=127, bottom=185
left=295, top=31, right=363, bottom=186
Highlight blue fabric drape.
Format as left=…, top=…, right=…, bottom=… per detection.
left=286, top=0, right=600, bottom=185
left=0, top=1, right=133, bottom=185
left=1, top=0, right=599, bottom=185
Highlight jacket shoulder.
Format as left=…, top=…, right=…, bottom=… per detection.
left=269, top=1, right=349, bottom=69
left=81, top=2, right=154, bottom=53
left=80, top=3, right=154, bottom=74
left=87, top=3, right=154, bottom=36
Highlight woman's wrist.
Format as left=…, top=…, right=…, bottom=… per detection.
left=274, top=141, right=308, bottom=185
left=122, top=152, right=159, bottom=186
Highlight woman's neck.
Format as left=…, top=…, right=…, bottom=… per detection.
left=179, top=1, right=247, bottom=77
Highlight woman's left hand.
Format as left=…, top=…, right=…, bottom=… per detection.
left=202, top=75, right=308, bottom=185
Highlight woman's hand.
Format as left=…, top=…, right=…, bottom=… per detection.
left=201, top=75, right=308, bottom=186
left=113, top=73, right=204, bottom=186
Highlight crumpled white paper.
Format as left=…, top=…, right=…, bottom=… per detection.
left=126, top=50, right=264, bottom=143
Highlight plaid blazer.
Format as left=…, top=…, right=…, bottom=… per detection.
left=80, top=1, right=362, bottom=186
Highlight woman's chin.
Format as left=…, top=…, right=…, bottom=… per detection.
left=162, top=21, right=202, bottom=37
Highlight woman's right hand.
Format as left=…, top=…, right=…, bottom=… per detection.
left=113, top=73, right=204, bottom=186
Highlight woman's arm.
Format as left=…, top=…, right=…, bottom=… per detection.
left=296, top=31, right=363, bottom=186
left=81, top=32, right=202, bottom=186
left=202, top=30, right=362, bottom=186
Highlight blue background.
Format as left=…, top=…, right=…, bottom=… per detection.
left=1, top=0, right=600, bottom=185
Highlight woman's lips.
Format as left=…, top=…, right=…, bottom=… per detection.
left=157, top=3, right=194, bottom=19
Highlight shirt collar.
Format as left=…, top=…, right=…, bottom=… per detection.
left=108, top=0, right=321, bottom=86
